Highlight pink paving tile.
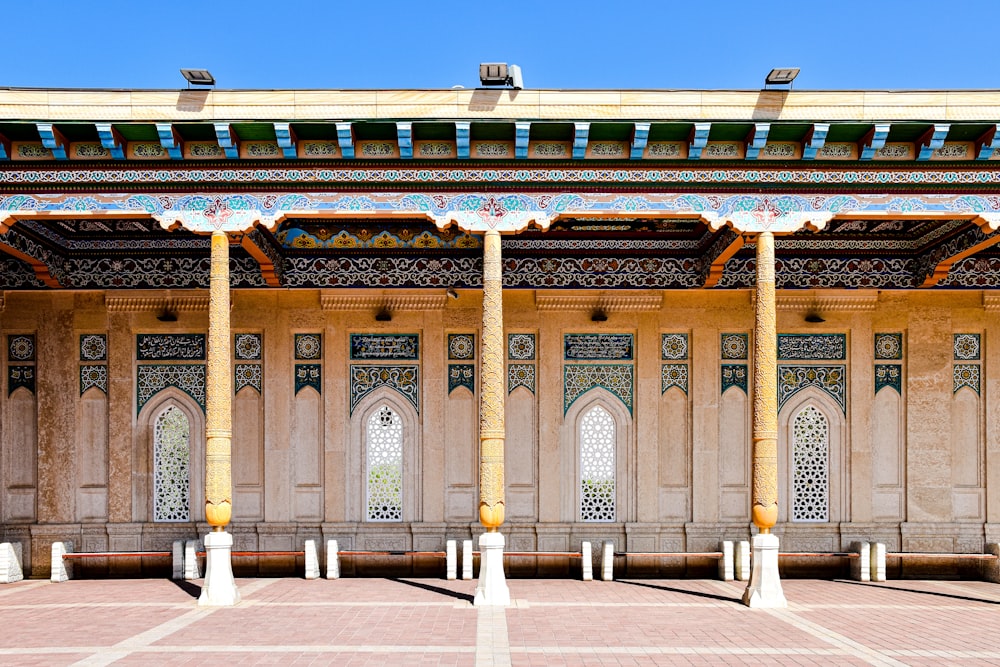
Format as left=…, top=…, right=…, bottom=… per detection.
left=0, top=605, right=189, bottom=648
left=0, top=654, right=93, bottom=667
left=115, top=651, right=473, bottom=666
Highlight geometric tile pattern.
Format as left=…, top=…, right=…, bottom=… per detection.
left=80, top=334, right=107, bottom=361
left=448, top=364, right=475, bottom=394
left=578, top=405, right=616, bottom=522
left=80, top=364, right=108, bottom=395
left=8, top=334, right=35, bottom=361
left=778, top=365, right=846, bottom=413
left=351, top=334, right=419, bottom=360
left=136, top=364, right=206, bottom=413
left=152, top=405, right=190, bottom=523
left=508, top=363, right=535, bottom=393
left=350, top=365, right=420, bottom=414
left=954, top=364, right=980, bottom=394
left=508, top=333, right=536, bottom=360
left=661, top=364, right=688, bottom=394
left=294, top=364, right=321, bottom=395
left=447, top=334, right=475, bottom=360
left=234, top=333, right=262, bottom=360
left=564, top=334, right=633, bottom=361
left=874, top=333, right=903, bottom=360
left=791, top=404, right=829, bottom=522
left=954, top=334, right=980, bottom=361
left=236, top=363, right=262, bottom=394
left=295, top=334, right=322, bottom=360
left=661, top=333, right=688, bottom=360
left=136, top=334, right=205, bottom=361
left=365, top=405, right=403, bottom=522
left=777, top=334, right=846, bottom=360
left=721, top=333, right=748, bottom=360
left=564, top=364, right=633, bottom=414
left=721, top=364, right=747, bottom=394
left=875, top=364, right=902, bottom=395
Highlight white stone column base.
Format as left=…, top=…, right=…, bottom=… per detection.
left=325, top=540, right=340, bottom=579
left=473, top=532, right=510, bottom=607
left=304, top=540, right=320, bottom=580
left=741, top=533, right=787, bottom=608
left=462, top=539, right=474, bottom=580
left=51, top=541, right=73, bottom=583
left=184, top=540, right=202, bottom=580
left=198, top=531, right=240, bottom=607
left=0, top=542, right=23, bottom=584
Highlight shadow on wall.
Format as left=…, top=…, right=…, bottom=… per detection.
left=176, top=90, right=209, bottom=113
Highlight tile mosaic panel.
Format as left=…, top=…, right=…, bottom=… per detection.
left=350, top=334, right=419, bottom=360
left=80, top=334, right=107, bottom=361
left=236, top=364, right=262, bottom=394
left=875, top=364, right=901, bottom=395
left=80, top=365, right=108, bottom=395
left=874, top=333, right=903, bottom=360
left=564, top=334, right=633, bottom=361
left=721, top=333, right=748, bottom=360
left=721, top=364, right=747, bottom=394
left=295, top=364, right=321, bottom=394
left=448, top=364, right=475, bottom=394
left=508, top=333, right=536, bottom=361
left=508, top=364, right=535, bottom=393
left=661, top=334, right=689, bottom=361
left=295, top=334, right=322, bottom=360
left=8, top=366, right=34, bottom=395
left=137, top=364, right=206, bottom=412
left=778, top=365, right=846, bottom=413
left=954, top=364, right=980, bottom=394
left=954, top=334, right=981, bottom=361
left=136, top=334, right=206, bottom=361
left=563, top=364, right=634, bottom=414
left=447, top=334, right=475, bottom=360
left=8, top=335, right=35, bottom=361
left=351, top=365, right=419, bottom=414
left=661, top=364, right=689, bottom=394
left=234, top=333, right=262, bottom=361
left=777, top=334, right=846, bottom=361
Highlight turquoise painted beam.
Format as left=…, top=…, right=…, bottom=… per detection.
left=801, top=123, right=830, bottom=160
left=397, top=122, right=413, bottom=159
left=95, top=123, right=125, bottom=160
left=630, top=122, right=650, bottom=160
left=213, top=123, right=239, bottom=159
left=455, top=122, right=470, bottom=159
left=36, top=123, right=67, bottom=160
left=688, top=123, right=710, bottom=160
left=0, top=133, right=9, bottom=160
left=977, top=124, right=1000, bottom=160
left=573, top=122, right=590, bottom=160
left=336, top=122, right=355, bottom=159
left=745, top=123, right=770, bottom=160
left=155, top=123, right=183, bottom=160
left=274, top=123, right=297, bottom=159
left=917, top=124, right=949, bottom=161
left=859, top=123, right=890, bottom=160
left=515, top=122, right=530, bottom=159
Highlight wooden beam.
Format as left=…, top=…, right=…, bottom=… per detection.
left=36, top=123, right=67, bottom=160
left=240, top=230, right=282, bottom=287
left=95, top=123, right=126, bottom=159
left=0, top=131, right=10, bottom=160
left=801, top=123, right=829, bottom=160
left=0, top=227, right=64, bottom=288
left=916, top=124, right=949, bottom=161
left=921, top=220, right=1000, bottom=287
left=701, top=229, right=745, bottom=287
left=859, top=123, right=890, bottom=160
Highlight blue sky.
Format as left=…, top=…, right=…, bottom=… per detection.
left=5, top=0, right=997, bottom=91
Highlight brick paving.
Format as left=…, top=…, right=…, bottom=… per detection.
left=0, top=576, right=997, bottom=666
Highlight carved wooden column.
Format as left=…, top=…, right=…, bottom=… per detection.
left=743, top=230, right=786, bottom=607
left=474, top=229, right=510, bottom=606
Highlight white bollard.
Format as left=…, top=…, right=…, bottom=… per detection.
left=0, top=542, right=23, bottom=584
left=735, top=540, right=751, bottom=581
left=850, top=542, right=871, bottom=582
left=304, top=540, right=320, bottom=580
left=581, top=542, right=593, bottom=581
left=51, top=541, right=73, bottom=583
left=719, top=541, right=734, bottom=581
left=184, top=540, right=202, bottom=580
left=325, top=540, right=340, bottom=579
left=985, top=543, right=1000, bottom=583
left=171, top=540, right=184, bottom=580
left=462, top=539, right=473, bottom=580
left=871, top=542, right=887, bottom=582
left=446, top=540, right=457, bottom=580
left=601, top=541, right=614, bottom=581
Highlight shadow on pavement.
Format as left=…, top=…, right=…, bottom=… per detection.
left=390, top=578, right=475, bottom=604
left=616, top=579, right=742, bottom=605
left=834, top=579, right=1000, bottom=606
left=170, top=579, right=202, bottom=599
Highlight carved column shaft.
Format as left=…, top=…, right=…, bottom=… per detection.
left=751, top=231, right=778, bottom=532
left=479, top=230, right=505, bottom=530
left=205, top=231, right=232, bottom=528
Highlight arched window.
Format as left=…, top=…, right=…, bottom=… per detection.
left=153, top=405, right=190, bottom=522
left=791, top=404, right=829, bottom=522
left=579, top=404, right=616, bottom=522
left=366, top=404, right=403, bottom=521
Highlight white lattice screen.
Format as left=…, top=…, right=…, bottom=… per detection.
left=579, top=405, right=616, bottom=522
left=366, top=405, right=403, bottom=521
left=153, top=405, right=190, bottom=522
left=792, top=404, right=829, bottom=522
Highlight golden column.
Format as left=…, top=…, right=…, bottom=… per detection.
left=743, top=230, right=786, bottom=607
left=474, top=229, right=510, bottom=606
left=198, top=230, right=240, bottom=606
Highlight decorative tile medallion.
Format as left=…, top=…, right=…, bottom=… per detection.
left=80, top=365, right=108, bottom=395
left=954, top=334, right=980, bottom=361
left=448, top=334, right=475, bottom=360
left=295, top=364, right=321, bottom=394
left=136, top=334, right=206, bottom=361
left=234, top=333, right=262, bottom=361
left=80, top=334, right=107, bottom=361
left=721, top=333, right=748, bottom=360
left=508, top=364, right=535, bottom=393
left=564, top=334, right=633, bottom=361
left=137, top=364, right=206, bottom=412
left=777, top=334, right=846, bottom=360
left=508, top=333, right=536, bottom=360
left=661, top=364, right=689, bottom=394
left=448, top=364, right=475, bottom=394
left=350, top=365, right=419, bottom=414
left=563, top=364, right=634, bottom=414
left=350, top=334, right=419, bottom=360
left=874, top=333, right=903, bottom=360
left=875, top=364, right=901, bottom=395
left=954, top=364, right=980, bottom=394
left=778, top=365, right=846, bottom=413
left=236, top=363, right=262, bottom=394
left=295, top=333, right=322, bottom=360
left=721, top=364, right=747, bottom=394
left=8, top=335, right=35, bottom=361
left=8, top=366, right=34, bottom=395
left=661, top=334, right=688, bottom=361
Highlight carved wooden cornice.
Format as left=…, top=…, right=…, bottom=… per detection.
left=774, top=293, right=878, bottom=313
left=105, top=294, right=209, bottom=313
left=983, top=293, right=1000, bottom=312
left=321, top=294, right=447, bottom=311
left=535, top=293, right=663, bottom=312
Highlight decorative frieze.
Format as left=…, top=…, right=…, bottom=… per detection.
left=563, top=364, right=633, bottom=414
left=508, top=364, right=535, bottom=393
left=448, top=364, right=475, bottom=394
left=564, top=334, right=633, bottom=361
left=350, top=334, right=419, bottom=360
left=137, top=334, right=205, bottom=361
left=777, top=334, right=846, bottom=361
left=80, top=365, right=108, bottom=395
left=137, top=364, right=206, bottom=412
left=721, top=364, right=747, bottom=394
left=8, top=366, right=34, bottom=395
left=661, top=364, right=688, bottom=394
left=778, top=365, right=846, bottom=412
left=294, top=364, right=321, bottom=394
left=875, top=364, right=901, bottom=395
left=235, top=363, right=262, bottom=394
left=350, top=365, right=419, bottom=414
left=954, top=364, right=980, bottom=394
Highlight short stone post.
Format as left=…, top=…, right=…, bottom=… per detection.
left=581, top=542, right=593, bottom=581
left=184, top=540, right=202, bottom=580
left=719, top=541, right=734, bottom=581
left=446, top=540, right=457, bottom=580
left=325, top=540, right=340, bottom=579
left=51, top=541, right=73, bottom=583
left=849, top=542, right=870, bottom=582
left=600, top=541, right=614, bottom=581
left=0, top=542, right=23, bottom=584
left=985, top=543, right=1000, bottom=583
left=735, top=540, right=750, bottom=581
left=171, top=540, right=184, bottom=580
left=474, top=532, right=510, bottom=606
left=871, top=543, right=887, bottom=582
left=304, top=540, right=320, bottom=580
left=462, top=539, right=473, bottom=580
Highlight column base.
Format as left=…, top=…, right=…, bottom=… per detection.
left=198, top=531, right=240, bottom=607
left=473, top=532, right=510, bottom=607
left=741, top=533, right=787, bottom=608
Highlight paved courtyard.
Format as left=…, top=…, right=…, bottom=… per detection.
left=0, top=575, right=998, bottom=666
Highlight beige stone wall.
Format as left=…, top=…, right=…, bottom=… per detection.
left=2, top=287, right=999, bottom=575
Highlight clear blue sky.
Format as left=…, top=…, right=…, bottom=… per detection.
left=5, top=0, right=997, bottom=91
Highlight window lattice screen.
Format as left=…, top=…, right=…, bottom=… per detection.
left=153, top=405, right=190, bottom=522
left=579, top=405, right=616, bottom=522
left=366, top=405, right=403, bottom=521
left=792, top=404, right=829, bottom=522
